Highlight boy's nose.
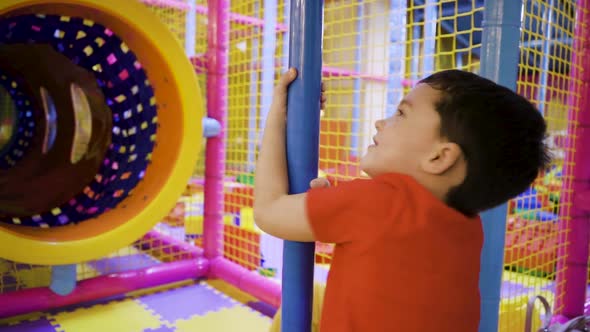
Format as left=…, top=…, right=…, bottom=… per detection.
left=375, top=119, right=385, bottom=131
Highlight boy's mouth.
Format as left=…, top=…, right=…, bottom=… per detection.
left=368, top=137, right=378, bottom=149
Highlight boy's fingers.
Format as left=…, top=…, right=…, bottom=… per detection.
left=309, top=178, right=330, bottom=188
left=309, top=179, right=321, bottom=188
left=320, top=82, right=327, bottom=108
left=272, top=68, right=298, bottom=102
left=280, top=68, right=298, bottom=86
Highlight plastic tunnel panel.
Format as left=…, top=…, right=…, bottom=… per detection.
left=0, top=0, right=203, bottom=265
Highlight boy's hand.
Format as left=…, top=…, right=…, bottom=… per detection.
left=310, top=177, right=330, bottom=189
left=320, top=81, right=327, bottom=110
left=270, top=68, right=298, bottom=119
left=269, top=68, right=327, bottom=118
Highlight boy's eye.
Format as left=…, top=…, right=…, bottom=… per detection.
left=396, top=109, right=404, bottom=116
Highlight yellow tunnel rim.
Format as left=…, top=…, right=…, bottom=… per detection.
left=0, top=0, right=203, bottom=265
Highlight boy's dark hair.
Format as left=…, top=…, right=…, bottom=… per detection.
left=419, top=69, right=551, bottom=216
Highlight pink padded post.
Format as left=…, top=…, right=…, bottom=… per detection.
left=0, top=259, right=209, bottom=318
left=202, top=0, right=229, bottom=259
left=554, top=0, right=590, bottom=320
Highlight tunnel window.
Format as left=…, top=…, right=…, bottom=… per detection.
left=70, top=83, right=92, bottom=164
left=40, top=87, right=57, bottom=154
left=0, top=85, right=16, bottom=154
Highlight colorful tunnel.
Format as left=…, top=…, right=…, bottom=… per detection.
left=0, top=0, right=203, bottom=265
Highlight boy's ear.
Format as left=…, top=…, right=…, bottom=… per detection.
left=421, top=142, right=463, bottom=175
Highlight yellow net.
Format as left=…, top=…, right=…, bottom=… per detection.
left=145, top=0, right=188, bottom=42
left=1, top=1, right=587, bottom=330
left=313, top=0, right=484, bottom=279
left=219, top=0, right=288, bottom=276
left=501, top=1, right=581, bottom=331
left=313, top=1, right=586, bottom=330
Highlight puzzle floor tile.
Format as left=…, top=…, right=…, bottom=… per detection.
left=500, top=280, right=535, bottom=298
left=247, top=301, right=277, bottom=318
left=143, top=327, right=176, bottom=332
left=206, top=279, right=258, bottom=304
left=6, top=269, right=586, bottom=332
left=174, top=306, right=271, bottom=332
left=49, top=299, right=162, bottom=332
left=136, top=282, right=237, bottom=322
left=0, top=318, right=55, bottom=332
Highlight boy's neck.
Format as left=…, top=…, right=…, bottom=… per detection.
left=414, top=174, right=451, bottom=202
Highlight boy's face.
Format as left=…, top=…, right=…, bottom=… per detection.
left=360, top=83, right=444, bottom=178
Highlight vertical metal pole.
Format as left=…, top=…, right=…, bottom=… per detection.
left=554, top=0, right=590, bottom=320
left=257, top=0, right=286, bottom=281
left=247, top=2, right=260, bottom=171
left=456, top=52, right=463, bottom=68
left=478, top=1, right=523, bottom=331
left=282, top=1, right=324, bottom=331
left=282, top=0, right=290, bottom=72
left=411, top=24, right=421, bottom=83
left=203, top=0, right=229, bottom=259
left=350, top=1, right=364, bottom=158
left=259, top=0, right=278, bottom=155
left=185, top=0, right=197, bottom=57
left=423, top=0, right=437, bottom=76
left=536, top=0, right=556, bottom=116
left=387, top=0, right=407, bottom=117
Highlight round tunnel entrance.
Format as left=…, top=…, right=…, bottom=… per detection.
left=0, top=0, right=203, bottom=265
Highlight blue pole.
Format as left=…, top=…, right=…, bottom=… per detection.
left=350, top=1, right=363, bottom=158
left=478, top=1, right=523, bottom=331
left=282, top=0, right=324, bottom=331
left=387, top=0, right=407, bottom=116
left=536, top=0, right=556, bottom=116
left=247, top=2, right=261, bottom=170
left=423, top=0, right=437, bottom=76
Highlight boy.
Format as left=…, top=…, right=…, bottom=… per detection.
left=254, top=68, right=550, bottom=331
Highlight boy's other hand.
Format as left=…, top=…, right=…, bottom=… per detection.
left=270, top=68, right=327, bottom=117
left=320, top=81, right=327, bottom=110
left=310, top=177, right=330, bottom=189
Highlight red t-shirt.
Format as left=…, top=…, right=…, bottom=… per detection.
left=306, top=173, right=483, bottom=332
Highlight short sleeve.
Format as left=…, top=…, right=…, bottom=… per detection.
left=306, top=177, right=399, bottom=244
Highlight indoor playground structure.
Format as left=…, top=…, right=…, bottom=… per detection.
left=0, top=0, right=589, bottom=332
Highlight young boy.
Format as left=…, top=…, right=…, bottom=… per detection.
left=254, top=68, right=550, bottom=331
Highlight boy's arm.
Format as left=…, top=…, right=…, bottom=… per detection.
left=253, top=68, right=326, bottom=242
